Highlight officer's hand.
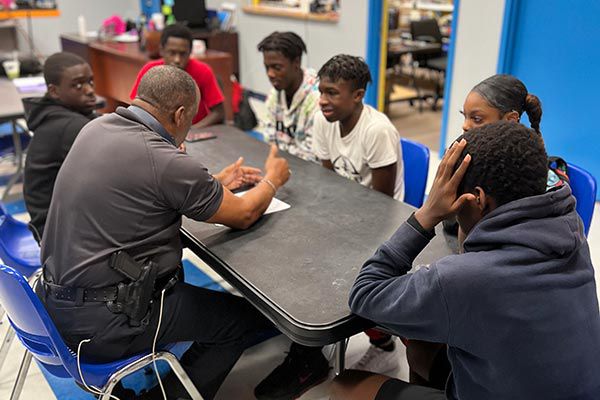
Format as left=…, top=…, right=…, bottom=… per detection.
left=264, top=144, right=290, bottom=188
left=217, top=157, right=263, bottom=191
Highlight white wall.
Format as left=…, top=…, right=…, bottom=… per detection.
left=16, top=0, right=139, bottom=57
left=207, top=0, right=369, bottom=94
left=443, top=0, right=505, bottom=147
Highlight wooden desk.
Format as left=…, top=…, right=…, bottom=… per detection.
left=60, top=34, right=234, bottom=120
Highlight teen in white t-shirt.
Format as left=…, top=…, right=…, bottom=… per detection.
left=312, top=54, right=404, bottom=377
left=312, top=55, right=404, bottom=200
left=313, top=105, right=404, bottom=199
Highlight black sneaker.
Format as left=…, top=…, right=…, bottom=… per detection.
left=254, top=344, right=331, bottom=400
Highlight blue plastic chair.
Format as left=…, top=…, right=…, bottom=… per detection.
left=0, top=202, right=40, bottom=277
left=401, top=138, right=430, bottom=208
left=0, top=202, right=41, bottom=373
left=0, top=264, right=202, bottom=400
left=567, top=163, right=597, bottom=237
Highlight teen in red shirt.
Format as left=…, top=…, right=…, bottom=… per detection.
left=130, top=24, right=225, bottom=127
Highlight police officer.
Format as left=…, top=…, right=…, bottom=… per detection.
left=37, top=65, right=290, bottom=399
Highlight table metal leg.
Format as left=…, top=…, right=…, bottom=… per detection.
left=2, top=120, right=23, bottom=201
left=334, top=339, right=346, bottom=375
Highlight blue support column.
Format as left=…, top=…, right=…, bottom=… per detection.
left=438, top=0, right=460, bottom=155
left=365, top=0, right=384, bottom=108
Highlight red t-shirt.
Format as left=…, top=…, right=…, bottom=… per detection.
left=130, top=59, right=225, bottom=124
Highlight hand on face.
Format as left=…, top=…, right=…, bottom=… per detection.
left=217, top=157, right=263, bottom=191
left=414, top=139, right=475, bottom=230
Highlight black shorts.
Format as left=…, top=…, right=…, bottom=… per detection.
left=375, top=379, right=446, bottom=400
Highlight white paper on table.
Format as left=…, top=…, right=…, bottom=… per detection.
left=234, top=190, right=290, bottom=215
left=13, top=76, right=47, bottom=93
left=213, top=190, right=290, bottom=227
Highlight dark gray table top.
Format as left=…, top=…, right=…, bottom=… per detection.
left=0, top=78, right=27, bottom=122
left=182, top=126, right=456, bottom=345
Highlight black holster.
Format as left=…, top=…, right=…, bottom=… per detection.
left=107, top=251, right=159, bottom=327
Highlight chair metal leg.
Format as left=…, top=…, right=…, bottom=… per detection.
left=99, top=351, right=203, bottom=400
left=0, top=325, right=16, bottom=371
left=9, top=350, right=32, bottom=400
left=100, top=377, right=118, bottom=400
left=161, top=352, right=204, bottom=400
left=334, top=340, right=346, bottom=376
left=2, top=120, right=24, bottom=201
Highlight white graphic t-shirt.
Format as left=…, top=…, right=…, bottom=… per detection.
left=258, top=68, right=320, bottom=162
left=312, top=104, right=404, bottom=200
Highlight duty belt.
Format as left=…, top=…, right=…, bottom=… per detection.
left=41, top=277, right=118, bottom=306
left=40, top=267, right=181, bottom=307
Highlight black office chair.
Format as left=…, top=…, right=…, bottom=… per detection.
left=409, top=18, right=447, bottom=71
left=410, top=18, right=443, bottom=44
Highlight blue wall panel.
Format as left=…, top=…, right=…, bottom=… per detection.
left=365, top=0, right=384, bottom=108
left=498, top=0, right=600, bottom=198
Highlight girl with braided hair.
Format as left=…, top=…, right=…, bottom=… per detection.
left=461, top=74, right=542, bottom=134
left=462, top=74, right=568, bottom=193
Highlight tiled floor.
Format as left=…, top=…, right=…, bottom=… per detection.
left=1, top=142, right=599, bottom=400
left=388, top=100, right=444, bottom=153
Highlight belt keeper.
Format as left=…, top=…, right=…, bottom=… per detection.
left=75, top=288, right=85, bottom=306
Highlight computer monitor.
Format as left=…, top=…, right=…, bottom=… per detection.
left=173, top=0, right=207, bottom=29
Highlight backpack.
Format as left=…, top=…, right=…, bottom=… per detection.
left=547, top=156, right=570, bottom=190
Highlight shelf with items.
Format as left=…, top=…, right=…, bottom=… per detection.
left=389, top=0, right=452, bottom=35
left=394, top=0, right=453, bottom=13
left=0, top=9, right=60, bottom=19
left=243, top=0, right=339, bottom=23
left=414, top=1, right=453, bottom=13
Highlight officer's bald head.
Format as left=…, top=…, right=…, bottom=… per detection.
left=136, top=65, right=199, bottom=116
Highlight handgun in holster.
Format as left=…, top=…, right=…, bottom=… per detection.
left=107, top=251, right=158, bottom=327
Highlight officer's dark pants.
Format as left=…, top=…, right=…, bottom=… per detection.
left=41, top=282, right=273, bottom=399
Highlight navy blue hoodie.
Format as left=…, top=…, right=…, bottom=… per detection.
left=350, top=185, right=600, bottom=399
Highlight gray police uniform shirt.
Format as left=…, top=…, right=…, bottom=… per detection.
left=41, top=106, right=223, bottom=288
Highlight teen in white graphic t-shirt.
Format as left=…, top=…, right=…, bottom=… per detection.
left=312, top=54, right=404, bottom=200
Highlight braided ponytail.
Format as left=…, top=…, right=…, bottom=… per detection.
left=472, top=74, right=544, bottom=135
left=524, top=93, right=542, bottom=134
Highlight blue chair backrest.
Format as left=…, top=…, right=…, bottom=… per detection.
left=0, top=264, right=79, bottom=378
left=567, top=163, right=597, bottom=236
left=0, top=203, right=40, bottom=277
left=401, top=138, right=430, bottom=208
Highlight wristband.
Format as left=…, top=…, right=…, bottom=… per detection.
left=407, top=212, right=436, bottom=240
left=260, top=178, right=277, bottom=195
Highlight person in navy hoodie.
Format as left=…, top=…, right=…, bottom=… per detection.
left=332, top=121, right=600, bottom=400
